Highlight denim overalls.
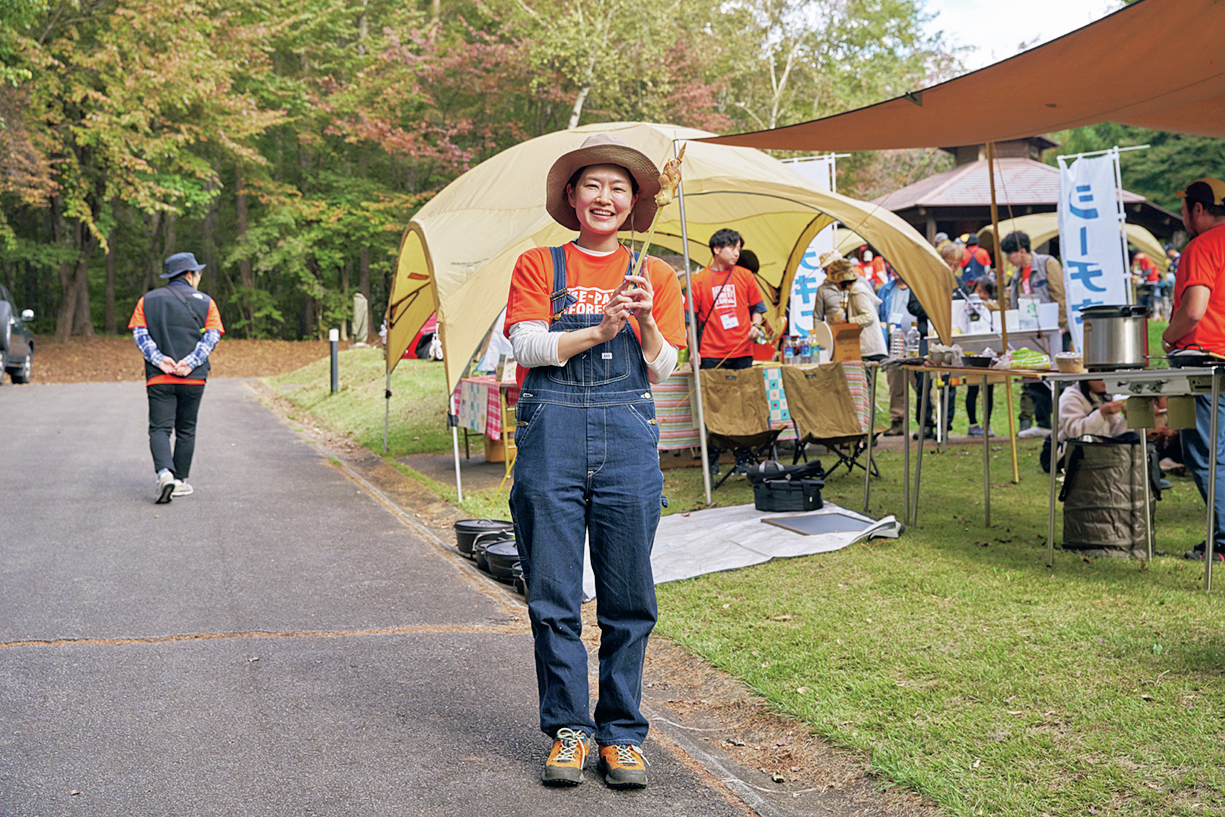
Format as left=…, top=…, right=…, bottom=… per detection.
left=509, top=245, right=664, bottom=747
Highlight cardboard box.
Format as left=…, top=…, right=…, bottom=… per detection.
left=831, top=322, right=862, bottom=362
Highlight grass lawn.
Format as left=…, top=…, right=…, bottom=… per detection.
left=269, top=336, right=1225, bottom=817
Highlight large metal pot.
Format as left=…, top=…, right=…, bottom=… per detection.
left=1080, top=304, right=1150, bottom=370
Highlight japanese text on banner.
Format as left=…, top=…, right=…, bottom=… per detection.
left=1057, top=152, right=1128, bottom=351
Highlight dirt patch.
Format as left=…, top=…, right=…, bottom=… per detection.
left=21, top=335, right=341, bottom=385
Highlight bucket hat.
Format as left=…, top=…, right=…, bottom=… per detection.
left=546, top=134, right=661, bottom=233
left=825, top=259, right=858, bottom=283
left=162, top=252, right=206, bottom=279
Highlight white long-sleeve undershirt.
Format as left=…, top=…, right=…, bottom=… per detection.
left=508, top=242, right=677, bottom=383
left=509, top=320, right=678, bottom=384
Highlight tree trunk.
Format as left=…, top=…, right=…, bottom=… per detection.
left=235, top=165, right=254, bottom=336
left=105, top=230, right=116, bottom=333
left=567, top=82, right=591, bottom=130
left=163, top=210, right=177, bottom=258
left=55, top=218, right=97, bottom=339
left=142, top=210, right=162, bottom=294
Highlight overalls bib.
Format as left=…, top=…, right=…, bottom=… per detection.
left=509, top=244, right=664, bottom=746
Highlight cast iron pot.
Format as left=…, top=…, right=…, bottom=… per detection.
left=474, top=531, right=514, bottom=573
left=511, top=562, right=525, bottom=596
left=1080, top=304, right=1150, bottom=370
left=453, top=519, right=514, bottom=557
left=484, top=541, right=521, bottom=583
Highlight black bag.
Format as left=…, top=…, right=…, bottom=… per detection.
left=753, top=478, right=824, bottom=512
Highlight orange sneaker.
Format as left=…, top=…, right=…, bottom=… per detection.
left=541, top=728, right=591, bottom=786
left=598, top=743, right=648, bottom=789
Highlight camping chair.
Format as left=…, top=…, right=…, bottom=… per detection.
left=780, top=363, right=879, bottom=479
left=699, top=368, right=784, bottom=489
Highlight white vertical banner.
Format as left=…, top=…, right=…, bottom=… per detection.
left=783, top=156, right=837, bottom=336
left=1057, top=150, right=1129, bottom=352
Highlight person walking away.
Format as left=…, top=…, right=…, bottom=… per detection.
left=129, top=252, right=224, bottom=503
left=1001, top=230, right=1068, bottom=438
left=687, top=228, right=768, bottom=474
left=959, top=234, right=992, bottom=288
left=1161, top=178, right=1225, bottom=561
left=504, top=133, right=687, bottom=788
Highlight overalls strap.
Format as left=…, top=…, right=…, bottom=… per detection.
left=549, top=246, right=577, bottom=320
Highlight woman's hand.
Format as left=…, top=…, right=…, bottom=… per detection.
left=1101, top=400, right=1124, bottom=416
left=621, top=274, right=656, bottom=327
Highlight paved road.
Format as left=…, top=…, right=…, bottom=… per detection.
left=0, top=380, right=748, bottom=816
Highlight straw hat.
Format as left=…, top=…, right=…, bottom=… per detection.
left=546, top=134, right=661, bottom=233
left=818, top=250, right=844, bottom=269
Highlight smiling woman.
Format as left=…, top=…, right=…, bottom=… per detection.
left=503, top=133, right=689, bottom=789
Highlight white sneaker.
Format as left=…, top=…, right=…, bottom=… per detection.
left=172, top=480, right=193, bottom=497
left=1017, top=426, right=1047, bottom=439
left=156, top=470, right=176, bottom=504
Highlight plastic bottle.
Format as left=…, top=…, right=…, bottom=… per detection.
left=905, top=325, right=920, bottom=357
left=889, top=324, right=904, bottom=359
left=783, top=337, right=795, bottom=365
left=799, top=336, right=812, bottom=365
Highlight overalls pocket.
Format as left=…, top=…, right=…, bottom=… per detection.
left=514, top=400, right=548, bottom=449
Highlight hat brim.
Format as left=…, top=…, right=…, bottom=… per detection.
left=546, top=142, right=661, bottom=233
left=160, top=263, right=206, bottom=279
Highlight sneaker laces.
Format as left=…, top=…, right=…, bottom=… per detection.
left=553, top=728, right=588, bottom=762
left=613, top=744, right=647, bottom=767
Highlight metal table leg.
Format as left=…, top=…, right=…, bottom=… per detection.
left=1207, top=369, right=1220, bottom=592
left=864, top=363, right=876, bottom=514
left=913, top=371, right=931, bottom=525
left=939, top=375, right=949, bottom=453
left=1142, top=432, right=1153, bottom=562
left=983, top=374, right=991, bottom=527
left=1047, top=378, right=1059, bottom=568
left=903, top=369, right=911, bottom=526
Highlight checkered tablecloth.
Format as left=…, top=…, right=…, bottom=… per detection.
left=454, top=376, right=518, bottom=440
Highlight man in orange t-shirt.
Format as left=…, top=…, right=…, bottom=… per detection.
left=129, top=252, right=225, bottom=503
left=1161, top=178, right=1225, bottom=559
left=687, top=228, right=766, bottom=369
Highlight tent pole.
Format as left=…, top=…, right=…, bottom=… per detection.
left=452, top=423, right=463, bottom=503
left=988, top=141, right=1021, bottom=483
left=384, top=369, right=391, bottom=454
left=674, top=139, right=712, bottom=505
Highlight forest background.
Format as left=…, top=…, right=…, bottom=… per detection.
left=1, top=0, right=1221, bottom=343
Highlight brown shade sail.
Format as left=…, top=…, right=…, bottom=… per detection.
left=699, top=0, right=1225, bottom=152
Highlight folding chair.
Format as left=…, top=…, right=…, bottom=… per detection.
left=699, top=368, right=784, bottom=489
left=780, top=363, right=879, bottom=479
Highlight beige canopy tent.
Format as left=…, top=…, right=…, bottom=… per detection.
left=387, top=121, right=956, bottom=395
left=977, top=213, right=1170, bottom=274
left=698, top=0, right=1225, bottom=153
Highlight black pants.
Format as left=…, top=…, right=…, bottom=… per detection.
left=1025, top=381, right=1052, bottom=429
left=700, top=355, right=754, bottom=370
left=147, top=383, right=206, bottom=479
left=966, top=384, right=995, bottom=426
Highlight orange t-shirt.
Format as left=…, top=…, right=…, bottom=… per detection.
left=1172, top=223, right=1225, bottom=353
left=504, top=244, right=687, bottom=385
left=686, top=265, right=765, bottom=360
left=129, top=293, right=225, bottom=385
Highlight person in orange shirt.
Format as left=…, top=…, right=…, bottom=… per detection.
left=503, top=133, right=686, bottom=789
left=1161, top=177, right=1225, bottom=560
left=128, top=252, right=224, bottom=503
left=688, top=228, right=766, bottom=369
